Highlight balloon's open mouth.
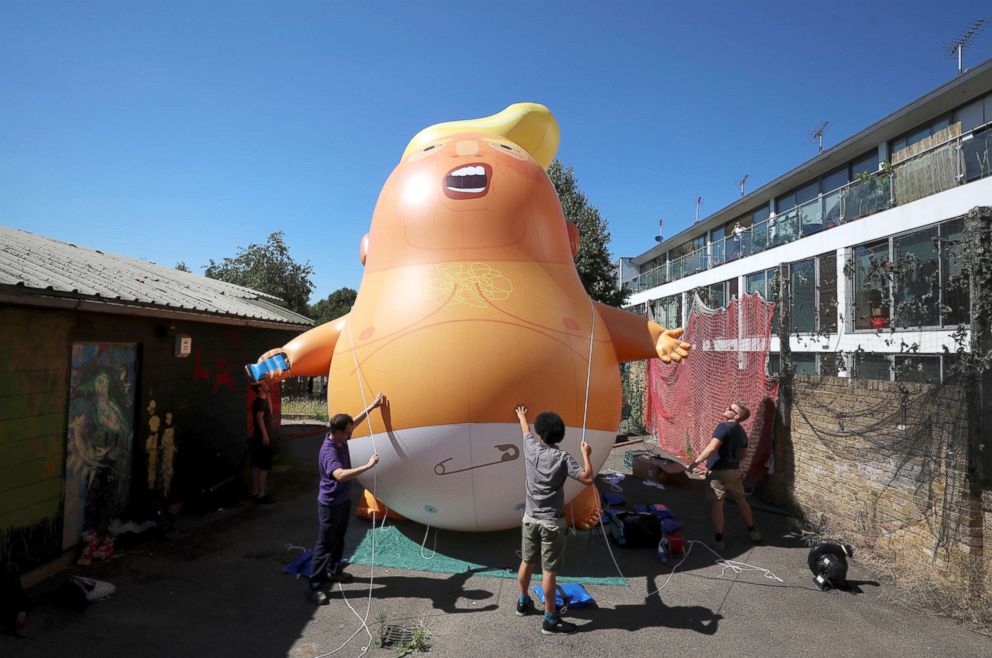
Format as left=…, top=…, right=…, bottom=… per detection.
left=444, top=163, right=491, bottom=199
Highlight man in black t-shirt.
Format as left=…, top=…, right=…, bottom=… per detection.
left=249, top=382, right=274, bottom=503
left=688, top=401, right=762, bottom=551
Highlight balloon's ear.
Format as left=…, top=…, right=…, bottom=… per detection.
left=566, top=222, right=580, bottom=258
left=360, top=233, right=369, bottom=266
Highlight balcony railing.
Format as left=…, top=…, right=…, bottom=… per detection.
left=628, top=125, right=992, bottom=293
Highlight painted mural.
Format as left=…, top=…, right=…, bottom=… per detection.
left=145, top=400, right=179, bottom=498
left=63, top=343, right=137, bottom=549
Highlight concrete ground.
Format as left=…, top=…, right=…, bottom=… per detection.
left=3, top=432, right=990, bottom=658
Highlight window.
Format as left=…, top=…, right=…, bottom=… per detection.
left=818, top=252, right=838, bottom=332
left=851, top=239, right=890, bottom=330
left=855, top=353, right=891, bottom=380
left=710, top=227, right=726, bottom=265
left=894, top=355, right=940, bottom=383
left=818, top=353, right=842, bottom=376
left=655, top=294, right=682, bottom=329
left=708, top=282, right=726, bottom=309
left=775, top=191, right=796, bottom=214
left=746, top=271, right=766, bottom=297
left=892, top=226, right=939, bottom=327
left=942, top=219, right=969, bottom=326
left=851, top=149, right=879, bottom=177
left=821, top=168, right=848, bottom=228
left=954, top=99, right=984, bottom=133
left=746, top=270, right=779, bottom=330
left=747, top=204, right=771, bottom=256
left=890, top=115, right=954, bottom=160
left=793, top=353, right=817, bottom=375
left=848, top=220, right=967, bottom=331
left=791, top=259, right=817, bottom=332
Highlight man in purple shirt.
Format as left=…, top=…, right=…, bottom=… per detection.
left=309, top=393, right=384, bottom=605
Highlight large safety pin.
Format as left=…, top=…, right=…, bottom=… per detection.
left=434, top=443, right=520, bottom=476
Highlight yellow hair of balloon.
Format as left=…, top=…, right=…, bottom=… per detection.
left=402, top=102, right=560, bottom=169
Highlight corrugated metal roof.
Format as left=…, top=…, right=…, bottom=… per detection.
left=0, top=226, right=314, bottom=327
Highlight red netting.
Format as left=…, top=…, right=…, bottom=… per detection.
left=645, top=292, right=779, bottom=486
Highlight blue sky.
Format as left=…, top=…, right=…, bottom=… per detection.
left=2, top=1, right=989, bottom=302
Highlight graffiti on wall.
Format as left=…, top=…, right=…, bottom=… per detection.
left=63, top=343, right=137, bottom=549
left=145, top=400, right=178, bottom=497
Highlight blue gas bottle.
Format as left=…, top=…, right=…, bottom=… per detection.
left=245, top=353, right=289, bottom=382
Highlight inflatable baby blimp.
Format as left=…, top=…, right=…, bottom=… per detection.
left=254, top=103, right=689, bottom=531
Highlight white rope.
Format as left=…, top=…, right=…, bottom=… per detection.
left=312, top=319, right=382, bottom=658
left=419, top=523, right=438, bottom=560
left=645, top=540, right=783, bottom=598
left=576, top=300, right=628, bottom=583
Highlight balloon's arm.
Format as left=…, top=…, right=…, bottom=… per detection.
left=593, top=302, right=691, bottom=364
left=250, top=314, right=348, bottom=381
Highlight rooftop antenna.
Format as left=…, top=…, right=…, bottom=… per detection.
left=738, top=174, right=750, bottom=197
left=948, top=19, right=985, bottom=76
left=655, top=217, right=664, bottom=242
left=810, top=122, right=830, bottom=153
left=695, top=196, right=703, bottom=223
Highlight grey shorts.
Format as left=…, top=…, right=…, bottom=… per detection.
left=521, top=516, right=567, bottom=573
left=706, top=469, right=745, bottom=501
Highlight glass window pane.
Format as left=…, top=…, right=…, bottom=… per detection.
left=767, top=352, right=780, bottom=377
left=818, top=252, right=838, bottom=332
left=890, top=138, right=907, bottom=158
left=791, top=259, right=817, bottom=332
left=775, top=192, right=796, bottom=213
left=767, top=268, right=781, bottom=330
left=893, top=227, right=940, bottom=327
left=709, top=282, right=726, bottom=308
left=962, top=126, right=992, bottom=182
left=751, top=204, right=770, bottom=223
left=796, top=181, right=819, bottom=204
left=954, top=100, right=984, bottom=133
left=941, top=219, right=970, bottom=326
left=852, top=240, right=889, bottom=330
left=931, top=117, right=950, bottom=134
left=818, top=353, right=841, bottom=376
left=746, top=271, right=766, bottom=297
left=851, top=149, right=879, bottom=176
left=822, top=167, right=848, bottom=193
left=985, top=94, right=992, bottom=126
left=855, top=353, right=891, bottom=380
left=906, top=126, right=930, bottom=147
left=894, top=355, right=940, bottom=383
left=793, top=353, right=817, bottom=375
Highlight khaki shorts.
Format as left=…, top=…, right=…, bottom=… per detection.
left=706, top=469, right=745, bottom=502
left=521, top=516, right=567, bottom=573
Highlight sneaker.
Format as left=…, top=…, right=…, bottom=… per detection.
left=541, top=616, right=577, bottom=635
left=515, top=597, right=536, bottom=616
left=711, top=538, right=725, bottom=552
left=309, top=589, right=330, bottom=605
left=749, top=528, right=763, bottom=542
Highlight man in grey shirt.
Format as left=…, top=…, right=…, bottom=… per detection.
left=513, top=404, right=593, bottom=635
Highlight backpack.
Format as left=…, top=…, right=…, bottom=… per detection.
left=608, top=512, right=662, bottom=548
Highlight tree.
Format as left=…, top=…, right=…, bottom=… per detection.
left=309, top=287, right=357, bottom=324
left=548, top=160, right=629, bottom=307
left=175, top=261, right=191, bottom=272
left=205, top=232, right=315, bottom=316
